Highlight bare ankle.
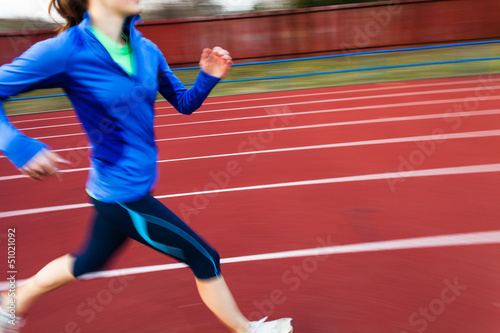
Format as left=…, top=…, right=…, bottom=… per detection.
left=235, top=322, right=250, bottom=333
left=0, top=291, right=6, bottom=311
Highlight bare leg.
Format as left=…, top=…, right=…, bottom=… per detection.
left=1, top=254, right=76, bottom=316
left=196, top=275, right=250, bottom=333
left=2, top=256, right=252, bottom=332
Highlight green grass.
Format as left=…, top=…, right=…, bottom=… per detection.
left=4, top=43, right=500, bottom=116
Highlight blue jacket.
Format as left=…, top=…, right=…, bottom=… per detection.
left=0, top=13, right=220, bottom=203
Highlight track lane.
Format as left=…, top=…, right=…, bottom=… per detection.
left=10, top=73, right=500, bottom=126
left=1, top=76, right=499, bottom=333
left=1, top=128, right=499, bottom=210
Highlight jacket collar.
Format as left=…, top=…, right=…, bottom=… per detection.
left=79, top=11, right=143, bottom=40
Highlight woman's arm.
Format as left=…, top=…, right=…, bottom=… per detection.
left=157, top=46, right=233, bottom=115
left=0, top=37, right=70, bottom=179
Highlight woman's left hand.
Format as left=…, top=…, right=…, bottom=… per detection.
left=199, top=47, right=233, bottom=78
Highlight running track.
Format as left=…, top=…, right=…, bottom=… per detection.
left=1, top=75, right=500, bottom=332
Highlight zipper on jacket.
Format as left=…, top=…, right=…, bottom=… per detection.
left=126, top=27, right=142, bottom=84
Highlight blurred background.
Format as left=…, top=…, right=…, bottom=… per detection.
left=1, top=1, right=500, bottom=332
left=0, top=0, right=390, bottom=30
left=1, top=0, right=500, bottom=115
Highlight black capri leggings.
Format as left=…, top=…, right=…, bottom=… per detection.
left=72, top=195, right=221, bottom=280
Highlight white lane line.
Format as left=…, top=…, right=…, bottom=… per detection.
left=153, top=129, right=500, bottom=163
left=19, top=122, right=81, bottom=131
left=155, top=109, right=500, bottom=142
left=199, top=76, right=500, bottom=106
left=155, top=163, right=500, bottom=199
left=0, top=167, right=92, bottom=181
left=1, top=163, right=499, bottom=218
left=25, top=94, right=500, bottom=141
left=81, top=230, right=500, bottom=280
left=0, top=103, right=493, bottom=154
left=2, top=129, right=499, bottom=181
left=155, top=96, right=500, bottom=129
left=154, top=85, right=500, bottom=117
left=34, top=132, right=83, bottom=140
left=1, top=229, right=499, bottom=286
left=0, top=203, right=93, bottom=219
left=18, top=84, right=500, bottom=131
left=20, top=96, right=500, bottom=142
left=11, top=114, right=77, bottom=124
left=11, top=75, right=500, bottom=125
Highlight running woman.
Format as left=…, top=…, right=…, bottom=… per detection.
left=0, top=0, right=293, bottom=332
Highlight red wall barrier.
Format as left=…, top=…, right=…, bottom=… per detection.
left=1, top=0, right=500, bottom=67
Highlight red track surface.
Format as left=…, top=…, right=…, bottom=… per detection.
left=1, top=75, right=500, bottom=332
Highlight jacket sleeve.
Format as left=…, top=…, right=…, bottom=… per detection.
left=0, top=37, right=68, bottom=168
left=156, top=46, right=220, bottom=115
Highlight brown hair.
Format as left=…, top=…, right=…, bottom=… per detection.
left=49, top=0, right=88, bottom=33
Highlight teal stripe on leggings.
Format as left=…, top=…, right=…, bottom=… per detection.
left=118, top=203, right=219, bottom=278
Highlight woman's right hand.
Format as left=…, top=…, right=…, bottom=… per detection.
left=19, top=149, right=70, bottom=181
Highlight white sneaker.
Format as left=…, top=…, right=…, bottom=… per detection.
left=0, top=309, right=23, bottom=333
left=247, top=316, right=293, bottom=333
left=0, top=294, right=24, bottom=333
